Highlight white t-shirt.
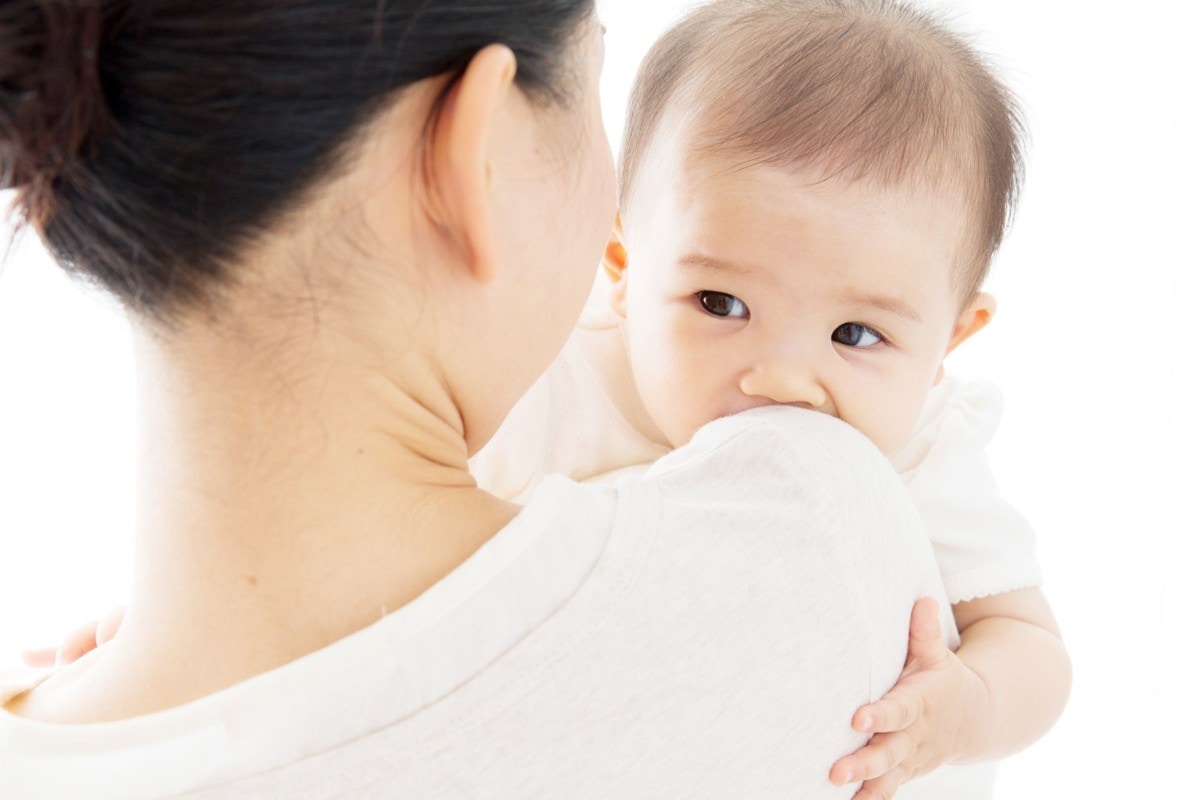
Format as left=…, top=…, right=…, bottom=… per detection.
left=473, top=309, right=1042, bottom=606
left=889, top=375, right=1043, bottom=604
left=468, top=312, right=1041, bottom=799
left=1, top=409, right=949, bottom=799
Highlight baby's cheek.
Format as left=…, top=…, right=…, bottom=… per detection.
left=653, top=360, right=707, bottom=448
left=864, top=395, right=927, bottom=456
left=625, top=332, right=687, bottom=445
left=868, top=425, right=909, bottom=457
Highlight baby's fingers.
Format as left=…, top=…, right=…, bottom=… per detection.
left=19, top=608, right=122, bottom=670
left=850, top=769, right=904, bottom=800
left=20, top=648, right=57, bottom=668
left=96, top=606, right=126, bottom=647
left=55, top=619, right=103, bottom=666
left=830, top=730, right=915, bottom=786
left=853, top=686, right=925, bottom=733
left=904, top=597, right=945, bottom=668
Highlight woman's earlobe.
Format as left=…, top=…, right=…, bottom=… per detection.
left=423, top=44, right=518, bottom=283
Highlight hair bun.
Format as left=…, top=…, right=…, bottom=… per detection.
left=1, top=1, right=112, bottom=226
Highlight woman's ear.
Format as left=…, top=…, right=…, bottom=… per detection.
left=934, top=292, right=996, bottom=384
left=424, top=44, right=518, bottom=283
left=604, top=215, right=630, bottom=317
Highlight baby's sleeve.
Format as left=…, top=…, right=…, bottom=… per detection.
left=470, top=361, right=562, bottom=503
left=471, top=319, right=671, bottom=502
left=889, top=377, right=1043, bottom=605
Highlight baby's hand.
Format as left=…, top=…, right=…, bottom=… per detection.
left=829, top=598, right=989, bottom=800
left=21, top=606, right=125, bottom=668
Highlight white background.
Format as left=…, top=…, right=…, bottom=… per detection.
left=1, top=1, right=1196, bottom=797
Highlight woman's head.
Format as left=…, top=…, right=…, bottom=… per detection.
left=1, top=0, right=615, bottom=452
left=0, top=0, right=607, bottom=322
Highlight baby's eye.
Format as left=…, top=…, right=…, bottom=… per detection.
left=832, top=323, right=884, bottom=348
left=696, top=291, right=750, bottom=319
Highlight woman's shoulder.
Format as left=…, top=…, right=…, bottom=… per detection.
left=652, top=405, right=889, bottom=468
left=642, top=407, right=912, bottom=522
left=611, top=407, right=948, bottom=677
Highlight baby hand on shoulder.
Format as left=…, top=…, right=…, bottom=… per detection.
left=829, top=598, right=989, bottom=799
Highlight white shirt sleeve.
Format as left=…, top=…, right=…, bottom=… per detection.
left=889, top=377, right=1043, bottom=604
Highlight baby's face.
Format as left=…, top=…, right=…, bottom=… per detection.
left=613, top=151, right=987, bottom=455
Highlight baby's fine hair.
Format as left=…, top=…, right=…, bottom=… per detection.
left=620, top=0, right=1025, bottom=299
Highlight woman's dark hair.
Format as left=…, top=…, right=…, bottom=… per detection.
left=0, top=0, right=593, bottom=323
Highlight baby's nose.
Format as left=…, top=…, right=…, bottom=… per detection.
left=738, top=360, right=831, bottom=412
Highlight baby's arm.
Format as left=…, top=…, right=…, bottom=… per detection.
left=947, top=587, right=1071, bottom=759
left=831, top=589, right=1070, bottom=798
left=831, top=378, right=1071, bottom=798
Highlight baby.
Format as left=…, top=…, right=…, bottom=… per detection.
left=473, top=0, right=1070, bottom=797
left=29, top=1, right=1068, bottom=795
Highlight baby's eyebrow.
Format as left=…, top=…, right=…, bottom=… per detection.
left=839, top=289, right=923, bottom=324
left=676, top=253, right=758, bottom=277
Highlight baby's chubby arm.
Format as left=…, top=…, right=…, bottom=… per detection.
left=946, top=587, right=1071, bottom=758
left=831, top=587, right=1071, bottom=799
left=830, top=378, right=1071, bottom=798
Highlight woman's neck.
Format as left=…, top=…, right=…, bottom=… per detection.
left=8, top=315, right=517, bottom=724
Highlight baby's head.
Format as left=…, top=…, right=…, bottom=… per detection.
left=607, top=0, right=1024, bottom=454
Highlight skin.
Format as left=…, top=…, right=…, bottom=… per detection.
left=605, top=125, right=1070, bottom=799
left=610, top=146, right=992, bottom=455
left=15, top=22, right=1069, bottom=800
left=6, top=16, right=615, bottom=723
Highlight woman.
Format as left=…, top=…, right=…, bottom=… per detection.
left=0, top=1, right=946, bottom=796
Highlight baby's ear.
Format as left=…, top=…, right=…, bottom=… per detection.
left=947, top=292, right=996, bottom=353
left=934, top=292, right=996, bottom=384
left=604, top=215, right=630, bottom=317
